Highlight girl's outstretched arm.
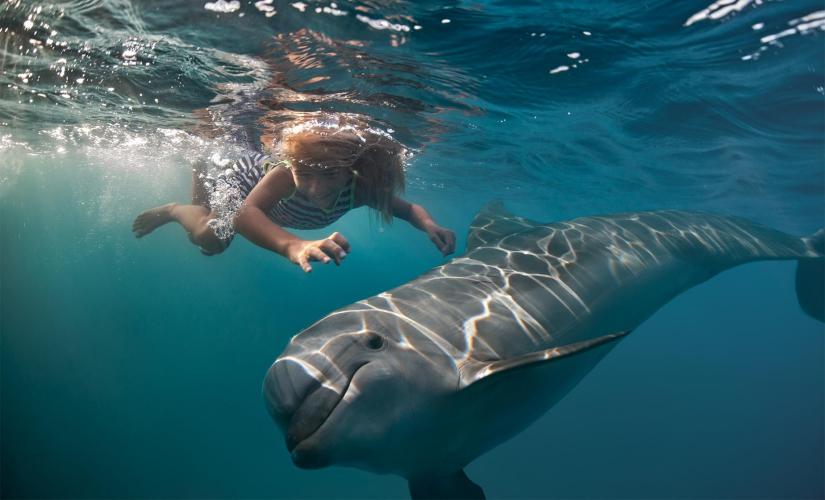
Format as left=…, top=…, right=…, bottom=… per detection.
left=391, top=197, right=456, bottom=256
left=235, top=168, right=349, bottom=272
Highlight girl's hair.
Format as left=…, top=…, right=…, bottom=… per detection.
left=276, top=114, right=407, bottom=223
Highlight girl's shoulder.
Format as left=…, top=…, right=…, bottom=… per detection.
left=245, top=157, right=295, bottom=205
left=261, top=159, right=294, bottom=184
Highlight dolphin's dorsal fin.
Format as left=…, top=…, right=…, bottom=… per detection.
left=460, top=330, right=631, bottom=388
left=466, top=201, right=541, bottom=251
left=408, top=469, right=485, bottom=499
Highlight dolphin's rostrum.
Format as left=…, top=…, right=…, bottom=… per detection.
left=263, top=202, right=824, bottom=499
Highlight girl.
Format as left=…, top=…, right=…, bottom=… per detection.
left=132, top=115, right=455, bottom=272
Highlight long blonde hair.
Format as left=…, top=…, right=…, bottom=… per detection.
left=274, top=114, right=407, bottom=223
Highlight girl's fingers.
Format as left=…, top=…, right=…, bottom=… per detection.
left=431, top=229, right=456, bottom=256
left=433, top=232, right=450, bottom=254
left=445, top=231, right=456, bottom=254
left=308, top=246, right=331, bottom=264
left=322, top=238, right=346, bottom=265
left=296, top=238, right=348, bottom=273
left=298, top=254, right=312, bottom=273
left=328, top=232, right=351, bottom=253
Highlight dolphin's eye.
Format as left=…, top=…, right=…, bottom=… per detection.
left=364, top=333, right=385, bottom=351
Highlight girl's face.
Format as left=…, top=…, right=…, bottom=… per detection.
left=291, top=165, right=352, bottom=209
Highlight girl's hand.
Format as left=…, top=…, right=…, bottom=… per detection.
left=287, top=232, right=351, bottom=272
left=426, top=224, right=456, bottom=256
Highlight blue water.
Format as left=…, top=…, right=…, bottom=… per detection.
left=1, top=0, right=823, bottom=498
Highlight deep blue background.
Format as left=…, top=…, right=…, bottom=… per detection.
left=1, top=0, right=823, bottom=497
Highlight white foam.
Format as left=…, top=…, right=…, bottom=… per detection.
left=760, top=27, right=796, bottom=44
left=321, top=6, right=347, bottom=16
left=759, top=12, right=825, bottom=44
left=792, top=10, right=825, bottom=25
left=204, top=0, right=240, bottom=13
left=356, top=14, right=410, bottom=32
left=255, top=0, right=275, bottom=15
left=684, top=0, right=755, bottom=27
left=741, top=9, right=824, bottom=61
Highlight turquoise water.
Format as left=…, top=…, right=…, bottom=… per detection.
left=1, top=1, right=823, bottom=498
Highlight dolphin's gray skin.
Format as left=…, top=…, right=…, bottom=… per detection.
left=263, top=203, right=824, bottom=499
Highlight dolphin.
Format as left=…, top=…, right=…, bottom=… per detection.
left=263, top=203, right=824, bottom=499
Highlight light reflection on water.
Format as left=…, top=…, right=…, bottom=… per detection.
left=0, top=0, right=823, bottom=497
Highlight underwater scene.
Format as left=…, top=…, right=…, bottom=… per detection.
left=1, top=0, right=823, bottom=498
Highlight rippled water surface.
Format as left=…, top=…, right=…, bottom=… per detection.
left=2, top=0, right=823, bottom=498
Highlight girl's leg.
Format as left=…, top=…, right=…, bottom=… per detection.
left=132, top=160, right=226, bottom=254
left=132, top=204, right=226, bottom=254
left=132, top=203, right=226, bottom=254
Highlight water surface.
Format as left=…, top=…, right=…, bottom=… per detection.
left=1, top=0, right=823, bottom=497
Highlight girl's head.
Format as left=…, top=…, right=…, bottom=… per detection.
left=275, top=115, right=407, bottom=222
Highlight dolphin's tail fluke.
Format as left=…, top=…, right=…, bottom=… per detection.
left=796, top=229, right=824, bottom=322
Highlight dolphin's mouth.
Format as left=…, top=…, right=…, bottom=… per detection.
left=285, top=362, right=367, bottom=458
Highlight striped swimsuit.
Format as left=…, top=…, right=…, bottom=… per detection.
left=206, top=151, right=355, bottom=247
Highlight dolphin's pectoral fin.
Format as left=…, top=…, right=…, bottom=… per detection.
left=466, top=201, right=542, bottom=251
left=460, top=330, right=631, bottom=387
left=408, top=469, right=486, bottom=500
